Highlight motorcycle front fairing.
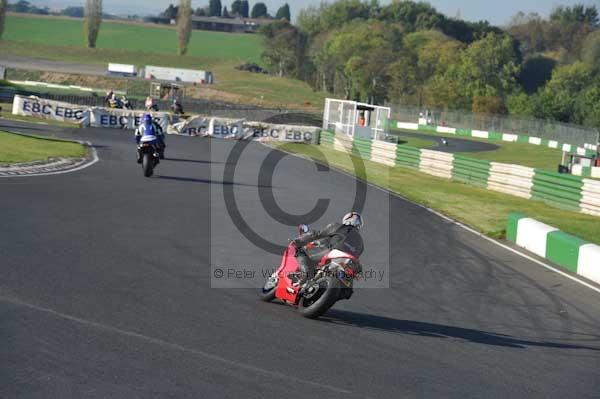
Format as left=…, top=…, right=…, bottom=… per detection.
left=274, top=244, right=302, bottom=304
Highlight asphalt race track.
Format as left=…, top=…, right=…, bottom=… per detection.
left=1, top=120, right=599, bottom=398
left=0, top=54, right=115, bottom=77
left=391, top=130, right=499, bottom=153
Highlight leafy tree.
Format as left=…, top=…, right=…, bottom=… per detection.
left=582, top=30, right=600, bottom=72
left=177, top=0, right=192, bottom=55
left=319, top=0, right=370, bottom=31
left=315, top=21, right=393, bottom=102
left=276, top=3, right=291, bottom=21
left=518, top=56, right=556, bottom=94
left=548, top=4, right=599, bottom=57
left=231, top=0, right=241, bottom=16
left=535, top=62, right=592, bottom=122
left=240, top=0, right=249, bottom=18
left=0, top=0, right=6, bottom=39
left=506, top=92, right=536, bottom=116
left=13, top=0, right=31, bottom=13
left=472, top=95, right=506, bottom=114
left=261, top=21, right=304, bottom=77
left=507, top=12, right=548, bottom=56
left=452, top=33, right=520, bottom=103
left=63, top=6, right=84, bottom=17
left=550, top=4, right=598, bottom=26
left=251, top=2, right=268, bottom=18
left=380, top=0, right=440, bottom=31
left=163, top=4, right=178, bottom=19
left=389, top=30, right=462, bottom=106
left=223, top=6, right=230, bottom=18
left=575, top=79, right=600, bottom=127
left=84, top=0, right=102, bottom=48
left=296, top=5, right=324, bottom=37
left=208, top=0, right=222, bottom=17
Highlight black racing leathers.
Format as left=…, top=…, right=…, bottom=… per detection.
left=293, top=223, right=364, bottom=281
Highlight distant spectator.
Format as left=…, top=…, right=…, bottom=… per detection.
left=104, top=90, right=114, bottom=106
left=171, top=98, right=184, bottom=115
left=145, top=96, right=158, bottom=112
left=358, top=112, right=366, bottom=127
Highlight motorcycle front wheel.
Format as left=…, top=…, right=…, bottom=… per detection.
left=298, top=276, right=340, bottom=319
left=259, top=275, right=278, bottom=302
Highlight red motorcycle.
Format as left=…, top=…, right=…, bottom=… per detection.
left=260, top=225, right=363, bottom=319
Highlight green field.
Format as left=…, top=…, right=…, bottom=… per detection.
left=0, top=130, right=86, bottom=164
left=277, top=143, right=600, bottom=244
left=0, top=15, right=327, bottom=110
left=4, top=14, right=264, bottom=62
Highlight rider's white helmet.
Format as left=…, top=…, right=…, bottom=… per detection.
left=342, top=212, right=363, bottom=230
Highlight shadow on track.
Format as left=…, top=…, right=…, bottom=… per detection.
left=166, top=157, right=228, bottom=165
left=322, top=309, right=600, bottom=351
left=156, top=175, right=278, bottom=188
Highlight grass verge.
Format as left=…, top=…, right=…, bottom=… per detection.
left=0, top=130, right=86, bottom=164
left=276, top=143, right=600, bottom=244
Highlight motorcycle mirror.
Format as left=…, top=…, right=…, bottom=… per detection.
left=298, top=224, right=309, bottom=234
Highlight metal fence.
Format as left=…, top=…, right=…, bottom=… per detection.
left=391, top=104, right=600, bottom=147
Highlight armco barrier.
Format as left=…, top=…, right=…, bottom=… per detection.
left=391, top=120, right=599, bottom=159
left=320, top=130, right=600, bottom=217
left=581, top=179, right=600, bottom=217
left=506, top=213, right=600, bottom=284
left=452, top=155, right=490, bottom=188
left=488, top=163, right=534, bottom=199
left=532, top=170, right=583, bottom=212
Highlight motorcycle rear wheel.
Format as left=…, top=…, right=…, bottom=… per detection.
left=298, top=276, right=340, bottom=319
left=142, top=153, right=153, bottom=177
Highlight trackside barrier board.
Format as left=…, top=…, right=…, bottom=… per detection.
left=88, top=108, right=170, bottom=131
left=169, top=116, right=320, bottom=143
left=12, top=95, right=89, bottom=125
left=11, top=96, right=319, bottom=143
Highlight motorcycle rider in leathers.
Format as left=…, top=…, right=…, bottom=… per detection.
left=291, top=212, right=364, bottom=285
left=135, top=114, right=166, bottom=158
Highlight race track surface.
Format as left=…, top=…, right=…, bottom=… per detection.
left=0, top=54, right=109, bottom=77
left=392, top=130, right=499, bottom=153
left=1, top=120, right=599, bottom=398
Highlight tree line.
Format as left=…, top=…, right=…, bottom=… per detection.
left=162, top=1, right=290, bottom=21
left=260, top=0, right=600, bottom=128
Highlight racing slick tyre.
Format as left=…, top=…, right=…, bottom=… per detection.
left=142, top=153, right=154, bottom=177
left=298, top=276, right=340, bottom=319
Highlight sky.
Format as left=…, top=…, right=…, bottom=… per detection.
left=28, top=0, right=600, bottom=25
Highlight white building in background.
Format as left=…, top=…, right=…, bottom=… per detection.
left=144, top=66, right=213, bottom=85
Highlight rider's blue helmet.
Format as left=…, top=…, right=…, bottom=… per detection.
left=143, top=113, right=153, bottom=124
